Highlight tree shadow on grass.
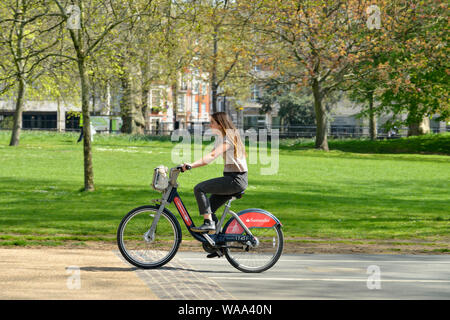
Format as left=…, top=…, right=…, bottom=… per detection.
left=248, top=177, right=450, bottom=200
left=278, top=147, right=450, bottom=163
left=1, top=176, right=449, bottom=239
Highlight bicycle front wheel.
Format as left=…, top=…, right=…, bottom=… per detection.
left=224, top=225, right=284, bottom=273
left=117, top=206, right=182, bottom=269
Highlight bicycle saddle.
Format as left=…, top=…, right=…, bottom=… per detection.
left=230, top=191, right=245, bottom=199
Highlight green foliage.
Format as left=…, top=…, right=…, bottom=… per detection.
left=362, top=1, right=449, bottom=127
left=282, top=133, right=450, bottom=156
left=277, top=94, right=315, bottom=126
left=257, top=79, right=315, bottom=125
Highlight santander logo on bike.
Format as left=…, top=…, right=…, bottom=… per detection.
left=225, top=212, right=276, bottom=234
left=245, top=217, right=271, bottom=224
left=241, top=212, right=276, bottom=228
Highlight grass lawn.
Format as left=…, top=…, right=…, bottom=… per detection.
left=0, top=131, right=449, bottom=250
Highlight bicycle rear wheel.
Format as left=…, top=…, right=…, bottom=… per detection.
left=224, top=224, right=283, bottom=273
left=117, top=205, right=181, bottom=269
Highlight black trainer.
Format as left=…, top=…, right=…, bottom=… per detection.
left=207, top=250, right=223, bottom=258
left=211, top=213, right=219, bottom=225
left=191, top=220, right=216, bottom=233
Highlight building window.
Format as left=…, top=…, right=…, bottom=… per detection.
left=251, top=84, right=261, bottom=101
left=23, top=113, right=57, bottom=129
left=180, top=75, right=188, bottom=90
left=221, top=100, right=226, bottom=112
left=193, top=81, right=199, bottom=94
left=244, top=115, right=265, bottom=130
left=177, top=94, right=185, bottom=112
left=252, top=58, right=262, bottom=72
left=201, top=103, right=206, bottom=114
left=150, top=61, right=160, bottom=75
left=151, top=89, right=162, bottom=108
left=201, top=83, right=207, bottom=96
left=194, top=101, right=199, bottom=115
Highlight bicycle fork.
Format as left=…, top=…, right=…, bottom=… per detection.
left=144, top=187, right=172, bottom=242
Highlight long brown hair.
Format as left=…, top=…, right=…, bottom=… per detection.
left=211, top=112, right=246, bottom=158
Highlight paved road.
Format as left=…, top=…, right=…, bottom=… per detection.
left=170, top=252, right=450, bottom=299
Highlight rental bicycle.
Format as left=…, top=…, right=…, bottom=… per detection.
left=117, top=165, right=284, bottom=273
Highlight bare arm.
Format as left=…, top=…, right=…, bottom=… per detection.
left=183, top=142, right=230, bottom=170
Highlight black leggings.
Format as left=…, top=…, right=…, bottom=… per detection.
left=194, top=172, right=248, bottom=216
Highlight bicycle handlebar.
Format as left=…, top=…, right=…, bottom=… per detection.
left=169, top=164, right=190, bottom=186
left=177, top=164, right=192, bottom=172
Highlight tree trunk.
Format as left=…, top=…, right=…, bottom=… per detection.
left=9, top=3, right=26, bottom=147
left=78, top=58, right=95, bottom=192
left=120, top=71, right=132, bottom=133
left=105, top=83, right=111, bottom=116
left=120, top=63, right=145, bottom=134
left=408, top=117, right=430, bottom=136
left=171, top=82, right=178, bottom=130
left=211, top=28, right=218, bottom=114
left=211, top=82, right=218, bottom=114
left=141, top=85, right=149, bottom=132
left=312, top=79, right=329, bottom=151
left=140, top=56, right=150, bottom=132
left=368, top=91, right=377, bottom=141
left=9, top=78, right=26, bottom=146
left=406, top=104, right=430, bottom=136
left=56, top=96, right=63, bottom=132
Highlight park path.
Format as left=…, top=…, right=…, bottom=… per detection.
left=0, top=248, right=158, bottom=300
left=0, top=248, right=234, bottom=300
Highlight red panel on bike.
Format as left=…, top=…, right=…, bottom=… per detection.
left=225, top=212, right=277, bottom=234
left=174, top=197, right=192, bottom=227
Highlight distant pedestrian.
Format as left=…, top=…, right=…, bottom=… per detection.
left=393, top=126, right=398, bottom=137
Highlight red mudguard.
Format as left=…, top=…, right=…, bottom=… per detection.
left=224, top=208, right=282, bottom=234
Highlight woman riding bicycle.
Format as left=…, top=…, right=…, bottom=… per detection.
left=182, top=112, right=248, bottom=233
left=118, top=112, right=283, bottom=270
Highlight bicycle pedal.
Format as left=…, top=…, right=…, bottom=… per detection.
left=190, top=227, right=216, bottom=234
left=195, top=229, right=216, bottom=234
left=193, top=230, right=215, bottom=234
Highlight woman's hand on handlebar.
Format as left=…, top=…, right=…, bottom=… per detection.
left=180, top=163, right=192, bottom=172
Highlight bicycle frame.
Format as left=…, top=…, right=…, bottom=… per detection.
left=146, top=167, right=256, bottom=248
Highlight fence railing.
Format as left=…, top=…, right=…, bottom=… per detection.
left=1, top=121, right=449, bottom=139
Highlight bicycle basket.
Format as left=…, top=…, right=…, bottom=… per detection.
left=151, top=165, right=169, bottom=191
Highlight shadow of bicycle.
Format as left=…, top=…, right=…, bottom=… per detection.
left=158, top=265, right=236, bottom=274
left=79, top=265, right=236, bottom=274
left=79, top=266, right=138, bottom=272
